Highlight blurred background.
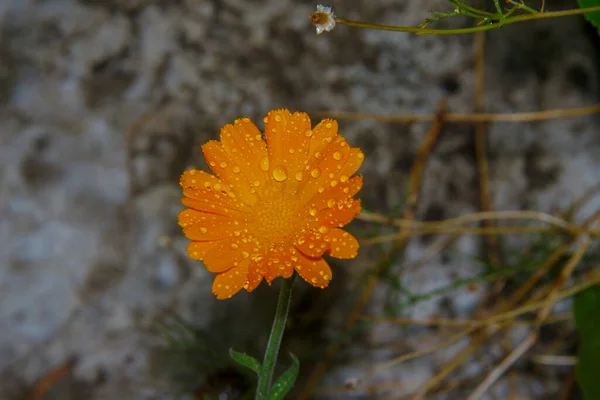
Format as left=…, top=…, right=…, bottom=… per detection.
left=1, top=0, right=599, bottom=399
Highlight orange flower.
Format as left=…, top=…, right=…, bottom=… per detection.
left=178, top=109, right=364, bottom=299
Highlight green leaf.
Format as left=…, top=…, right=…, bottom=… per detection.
left=269, top=353, right=300, bottom=400
left=578, top=0, right=600, bottom=32
left=229, top=348, right=261, bottom=374
left=574, top=284, right=600, bottom=400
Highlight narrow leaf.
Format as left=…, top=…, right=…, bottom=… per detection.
left=578, top=0, right=600, bottom=33
left=574, top=284, right=600, bottom=400
left=269, top=353, right=300, bottom=400
left=229, top=348, right=261, bottom=374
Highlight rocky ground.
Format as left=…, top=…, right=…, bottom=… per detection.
left=1, top=0, right=599, bottom=399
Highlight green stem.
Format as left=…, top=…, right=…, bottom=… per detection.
left=335, top=6, right=600, bottom=35
left=255, top=273, right=296, bottom=400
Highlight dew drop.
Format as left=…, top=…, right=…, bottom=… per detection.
left=325, top=122, right=333, bottom=129
left=274, top=114, right=282, bottom=122
left=314, top=151, right=322, bottom=159
left=289, top=148, right=295, bottom=154
left=213, top=183, right=222, bottom=191
left=200, top=227, right=207, bottom=234
left=295, top=172, right=304, bottom=181
left=242, top=251, right=249, bottom=258
left=220, top=161, right=228, bottom=168
left=260, top=156, right=270, bottom=172
left=330, top=180, right=339, bottom=187
left=232, top=166, right=241, bottom=173
left=327, top=199, right=336, bottom=208
left=357, top=151, right=365, bottom=160
left=230, top=243, right=239, bottom=249
left=340, top=175, right=349, bottom=182
left=272, top=166, right=287, bottom=182
left=333, top=151, right=342, bottom=160
left=204, top=182, right=211, bottom=188
left=305, top=129, right=313, bottom=137
left=209, top=161, right=217, bottom=167
left=309, top=208, right=317, bottom=216
left=189, top=170, right=196, bottom=176
left=252, top=180, right=260, bottom=187
left=311, top=168, right=321, bottom=178
left=319, top=226, right=328, bottom=234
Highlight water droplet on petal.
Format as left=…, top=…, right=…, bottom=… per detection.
left=311, top=168, right=321, bottom=178
left=357, top=151, right=365, bottom=160
left=200, top=227, right=207, bottom=234
left=232, top=166, right=241, bottom=173
left=272, top=166, right=287, bottom=182
left=327, top=199, right=336, bottom=208
left=220, top=161, right=228, bottom=168
left=252, top=180, right=260, bottom=187
left=340, top=175, right=348, bottom=182
left=330, top=180, right=338, bottom=187
left=305, top=129, right=313, bottom=137
left=295, top=172, right=304, bottom=181
left=274, top=114, right=282, bottom=122
left=325, top=122, right=333, bottom=129
left=333, top=152, right=342, bottom=160
left=319, top=226, right=329, bottom=234
left=213, top=183, right=222, bottom=191
left=260, top=156, right=270, bottom=172
left=309, top=208, right=317, bottom=217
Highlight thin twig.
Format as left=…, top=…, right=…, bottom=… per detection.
left=320, top=103, right=600, bottom=124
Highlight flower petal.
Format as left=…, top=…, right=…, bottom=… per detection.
left=299, top=137, right=353, bottom=203
left=220, top=118, right=270, bottom=190
left=245, top=260, right=265, bottom=292
left=308, top=118, right=339, bottom=157
left=179, top=209, right=238, bottom=241
left=339, top=148, right=365, bottom=178
left=180, top=169, right=248, bottom=215
left=310, top=198, right=361, bottom=230
left=325, top=229, right=359, bottom=259
left=294, top=252, right=332, bottom=289
left=264, top=246, right=296, bottom=284
left=202, top=141, right=259, bottom=205
left=305, top=175, right=363, bottom=213
left=294, top=230, right=329, bottom=258
left=188, top=239, right=246, bottom=273
left=213, top=260, right=250, bottom=299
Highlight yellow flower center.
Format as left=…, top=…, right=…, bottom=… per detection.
left=249, top=191, right=304, bottom=249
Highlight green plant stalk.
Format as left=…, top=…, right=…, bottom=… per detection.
left=255, top=273, right=296, bottom=399
left=335, top=6, right=600, bottom=35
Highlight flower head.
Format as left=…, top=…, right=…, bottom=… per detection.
left=311, top=5, right=336, bottom=35
left=178, top=109, right=364, bottom=299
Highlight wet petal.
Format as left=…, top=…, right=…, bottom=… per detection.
left=213, top=261, right=250, bottom=299
left=294, top=252, right=333, bottom=289
left=202, top=141, right=259, bottom=205
left=308, top=118, right=339, bottom=157
left=245, top=260, right=265, bottom=292
left=310, top=198, right=361, bottom=230
left=305, top=175, right=363, bottom=213
left=179, top=209, right=237, bottom=241
left=264, top=246, right=296, bottom=284
left=220, top=118, right=269, bottom=189
left=294, top=230, right=329, bottom=258
left=325, top=229, right=359, bottom=259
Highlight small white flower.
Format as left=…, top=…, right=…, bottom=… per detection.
left=311, top=5, right=336, bottom=35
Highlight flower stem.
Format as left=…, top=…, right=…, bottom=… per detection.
left=335, top=6, right=600, bottom=35
left=256, top=273, right=296, bottom=400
